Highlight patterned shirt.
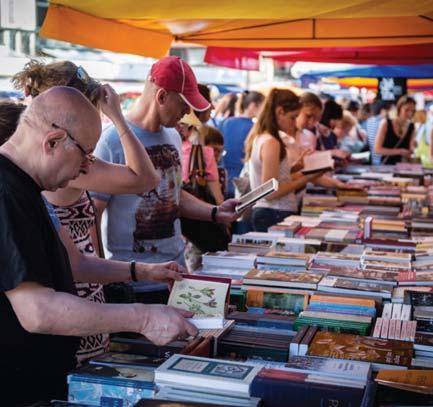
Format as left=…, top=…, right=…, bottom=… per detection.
left=52, top=192, right=109, bottom=365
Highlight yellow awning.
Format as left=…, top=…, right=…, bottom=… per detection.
left=41, top=1, right=433, bottom=58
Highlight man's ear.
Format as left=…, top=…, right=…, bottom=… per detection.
left=155, top=88, right=168, bottom=106
left=42, top=129, right=65, bottom=154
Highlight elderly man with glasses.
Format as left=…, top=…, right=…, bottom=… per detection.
left=0, top=86, right=197, bottom=406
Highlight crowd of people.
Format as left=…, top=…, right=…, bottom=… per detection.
left=0, top=55, right=427, bottom=405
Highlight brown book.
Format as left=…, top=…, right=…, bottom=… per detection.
left=307, top=331, right=413, bottom=369
left=375, top=369, right=433, bottom=395
left=243, top=269, right=322, bottom=289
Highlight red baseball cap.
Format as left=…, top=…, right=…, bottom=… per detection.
left=149, top=56, right=210, bottom=112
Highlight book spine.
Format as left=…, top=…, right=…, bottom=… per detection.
left=298, top=326, right=318, bottom=356
left=373, top=318, right=383, bottom=338
left=289, top=325, right=309, bottom=357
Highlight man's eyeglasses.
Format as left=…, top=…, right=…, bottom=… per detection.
left=52, top=123, right=96, bottom=164
left=66, top=66, right=90, bottom=88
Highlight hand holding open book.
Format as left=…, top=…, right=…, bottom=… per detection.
left=301, top=151, right=335, bottom=175
left=168, top=275, right=231, bottom=329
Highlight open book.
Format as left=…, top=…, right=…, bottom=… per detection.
left=168, top=275, right=231, bottom=329
left=301, top=151, right=335, bottom=175
left=235, top=178, right=278, bottom=213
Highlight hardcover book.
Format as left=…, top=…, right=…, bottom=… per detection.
left=318, top=276, right=393, bottom=299
left=243, top=269, right=322, bottom=289
left=285, top=355, right=371, bottom=384
left=68, top=364, right=155, bottom=406
left=375, top=369, right=433, bottom=395
left=168, top=275, right=231, bottom=329
left=307, top=331, right=413, bottom=369
left=154, top=354, right=261, bottom=396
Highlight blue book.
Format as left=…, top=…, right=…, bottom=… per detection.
left=307, top=304, right=376, bottom=317
left=251, top=369, right=365, bottom=407
left=68, top=364, right=155, bottom=407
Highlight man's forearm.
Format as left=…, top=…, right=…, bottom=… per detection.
left=73, top=254, right=134, bottom=284
left=179, top=189, right=213, bottom=221
left=6, top=283, right=145, bottom=337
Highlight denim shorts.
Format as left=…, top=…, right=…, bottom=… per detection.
left=251, top=207, right=294, bottom=232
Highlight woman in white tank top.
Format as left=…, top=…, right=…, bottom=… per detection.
left=244, top=89, right=324, bottom=232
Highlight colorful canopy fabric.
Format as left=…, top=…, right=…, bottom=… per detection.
left=303, top=64, right=433, bottom=79
left=41, top=1, right=433, bottom=58
left=204, top=44, right=433, bottom=71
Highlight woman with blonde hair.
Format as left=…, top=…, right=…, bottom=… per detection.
left=244, top=88, right=324, bottom=231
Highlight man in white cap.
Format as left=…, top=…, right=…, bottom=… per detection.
left=92, top=57, right=240, bottom=267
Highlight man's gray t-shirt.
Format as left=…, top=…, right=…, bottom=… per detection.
left=91, top=123, right=184, bottom=263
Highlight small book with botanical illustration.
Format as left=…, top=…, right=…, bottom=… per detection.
left=168, top=275, right=231, bottom=329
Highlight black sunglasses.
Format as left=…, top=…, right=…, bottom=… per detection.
left=52, top=123, right=96, bottom=163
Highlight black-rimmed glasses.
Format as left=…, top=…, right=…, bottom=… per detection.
left=52, top=123, right=96, bottom=164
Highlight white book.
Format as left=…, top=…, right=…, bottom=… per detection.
left=235, top=178, right=279, bottom=213
left=155, top=354, right=261, bottom=396
left=401, top=304, right=411, bottom=320
left=382, top=303, right=393, bottom=319
left=391, top=303, right=402, bottom=320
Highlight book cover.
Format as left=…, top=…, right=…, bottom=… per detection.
left=155, top=354, right=261, bottom=396
left=168, top=275, right=231, bottom=328
left=307, top=331, right=413, bottom=368
left=246, top=289, right=308, bottom=315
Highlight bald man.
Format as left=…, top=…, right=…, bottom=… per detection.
left=0, top=87, right=197, bottom=406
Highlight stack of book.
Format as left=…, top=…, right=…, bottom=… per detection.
left=243, top=286, right=310, bottom=316
left=268, top=221, right=302, bottom=237
left=372, top=303, right=416, bottom=342
left=200, top=251, right=257, bottom=282
left=242, top=269, right=323, bottom=290
left=229, top=232, right=280, bottom=255
left=255, top=251, right=311, bottom=271
left=218, top=325, right=295, bottom=362
left=294, top=306, right=372, bottom=335
left=250, top=366, right=370, bottom=407
left=68, top=363, right=156, bottom=406
left=154, top=354, right=262, bottom=406
left=313, top=252, right=361, bottom=268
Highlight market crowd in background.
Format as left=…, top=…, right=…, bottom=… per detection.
left=0, top=55, right=430, bottom=405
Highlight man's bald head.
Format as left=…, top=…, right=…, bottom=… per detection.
left=20, top=86, right=101, bottom=149
left=1, top=86, right=102, bottom=191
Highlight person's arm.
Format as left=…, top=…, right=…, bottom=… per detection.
left=409, top=125, right=417, bottom=152
left=314, top=174, right=346, bottom=189
left=5, top=282, right=197, bottom=345
left=68, top=84, right=160, bottom=194
left=59, top=226, right=184, bottom=284
left=260, top=137, right=323, bottom=200
left=207, top=180, right=224, bottom=205
left=374, top=119, right=411, bottom=158
left=179, top=189, right=240, bottom=224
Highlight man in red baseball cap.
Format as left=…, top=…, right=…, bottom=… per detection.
left=149, top=56, right=210, bottom=113
left=92, top=56, right=241, bottom=272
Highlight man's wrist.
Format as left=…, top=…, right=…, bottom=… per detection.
left=211, top=206, right=218, bottom=223
left=130, top=260, right=138, bottom=282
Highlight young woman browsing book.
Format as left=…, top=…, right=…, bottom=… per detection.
left=374, top=95, right=416, bottom=165
left=244, top=89, right=325, bottom=232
